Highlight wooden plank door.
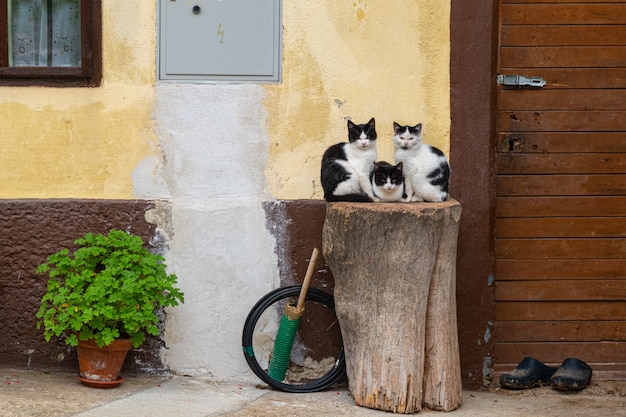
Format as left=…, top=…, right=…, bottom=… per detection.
left=495, top=0, right=626, bottom=379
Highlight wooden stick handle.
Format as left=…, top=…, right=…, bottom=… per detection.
left=296, top=247, right=319, bottom=312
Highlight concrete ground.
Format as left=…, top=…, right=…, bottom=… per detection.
left=2, top=368, right=626, bottom=416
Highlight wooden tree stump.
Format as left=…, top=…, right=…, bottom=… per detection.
left=322, top=200, right=462, bottom=414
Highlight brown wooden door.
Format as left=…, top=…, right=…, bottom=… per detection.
left=495, top=0, right=626, bottom=379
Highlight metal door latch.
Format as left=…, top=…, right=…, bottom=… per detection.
left=497, top=74, right=546, bottom=88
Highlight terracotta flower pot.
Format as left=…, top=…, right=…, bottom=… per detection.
left=76, top=338, right=132, bottom=387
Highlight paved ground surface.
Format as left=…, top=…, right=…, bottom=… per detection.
left=2, top=367, right=626, bottom=416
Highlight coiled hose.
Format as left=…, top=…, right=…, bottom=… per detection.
left=241, top=285, right=346, bottom=393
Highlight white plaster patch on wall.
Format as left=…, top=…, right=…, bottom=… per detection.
left=154, top=84, right=271, bottom=202
left=132, top=155, right=172, bottom=199
left=161, top=203, right=277, bottom=379
left=151, top=83, right=279, bottom=380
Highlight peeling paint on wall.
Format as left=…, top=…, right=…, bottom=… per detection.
left=262, top=201, right=293, bottom=282
left=484, top=321, right=493, bottom=344
left=483, top=355, right=494, bottom=387
left=355, top=0, right=367, bottom=24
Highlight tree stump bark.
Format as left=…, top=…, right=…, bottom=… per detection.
left=322, top=200, right=462, bottom=414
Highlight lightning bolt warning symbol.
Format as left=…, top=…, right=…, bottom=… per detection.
left=217, top=23, right=225, bottom=44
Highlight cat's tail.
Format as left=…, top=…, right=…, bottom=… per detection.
left=325, top=193, right=373, bottom=203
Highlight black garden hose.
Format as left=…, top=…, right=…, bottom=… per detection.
left=242, top=285, right=346, bottom=393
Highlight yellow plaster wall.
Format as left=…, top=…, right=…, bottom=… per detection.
left=0, top=1, right=450, bottom=202
left=0, top=1, right=157, bottom=199
left=265, top=1, right=451, bottom=200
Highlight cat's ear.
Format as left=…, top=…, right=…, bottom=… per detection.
left=413, top=123, right=423, bottom=133
left=367, top=117, right=375, bottom=128
left=396, top=162, right=403, bottom=172
left=393, top=122, right=402, bottom=133
left=347, top=119, right=356, bottom=128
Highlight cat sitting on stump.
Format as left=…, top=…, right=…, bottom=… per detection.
left=320, top=118, right=450, bottom=203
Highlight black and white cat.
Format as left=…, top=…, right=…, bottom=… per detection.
left=370, top=161, right=404, bottom=202
left=392, top=122, right=450, bottom=202
left=321, top=118, right=379, bottom=202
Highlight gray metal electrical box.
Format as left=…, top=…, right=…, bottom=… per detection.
left=159, top=0, right=281, bottom=82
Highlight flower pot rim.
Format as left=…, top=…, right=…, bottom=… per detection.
left=77, top=337, right=133, bottom=351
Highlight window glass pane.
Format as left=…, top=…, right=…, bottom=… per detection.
left=9, top=0, right=81, bottom=67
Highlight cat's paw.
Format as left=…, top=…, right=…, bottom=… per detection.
left=411, top=195, right=425, bottom=202
left=401, top=196, right=411, bottom=203
left=371, top=196, right=381, bottom=202
left=422, top=193, right=447, bottom=202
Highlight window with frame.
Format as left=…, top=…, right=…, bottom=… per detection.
left=0, top=0, right=101, bottom=87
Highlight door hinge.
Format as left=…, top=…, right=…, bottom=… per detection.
left=497, top=74, right=546, bottom=88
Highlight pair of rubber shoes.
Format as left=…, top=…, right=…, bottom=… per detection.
left=500, top=357, right=592, bottom=390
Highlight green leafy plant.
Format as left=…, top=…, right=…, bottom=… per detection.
left=36, top=230, right=184, bottom=348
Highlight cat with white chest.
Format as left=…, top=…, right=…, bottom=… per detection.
left=370, top=161, right=404, bottom=202
left=392, top=122, right=450, bottom=202
left=320, top=118, right=379, bottom=202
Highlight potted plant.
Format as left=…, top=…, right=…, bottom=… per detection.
left=36, top=229, right=184, bottom=387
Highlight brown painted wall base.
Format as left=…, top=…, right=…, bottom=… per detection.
left=0, top=199, right=167, bottom=374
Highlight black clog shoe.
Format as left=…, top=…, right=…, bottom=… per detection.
left=499, top=357, right=558, bottom=390
left=549, top=358, right=592, bottom=391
